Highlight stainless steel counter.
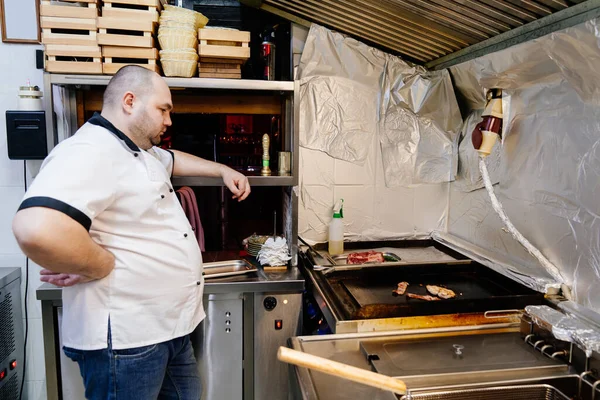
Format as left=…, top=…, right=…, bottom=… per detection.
left=36, top=266, right=305, bottom=301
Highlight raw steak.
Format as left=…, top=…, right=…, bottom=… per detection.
left=347, top=251, right=385, bottom=264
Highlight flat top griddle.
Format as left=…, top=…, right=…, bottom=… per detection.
left=315, top=263, right=545, bottom=320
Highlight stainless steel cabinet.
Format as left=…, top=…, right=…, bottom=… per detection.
left=254, top=292, right=302, bottom=400
left=192, top=293, right=244, bottom=400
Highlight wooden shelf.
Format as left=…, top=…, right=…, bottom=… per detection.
left=48, top=73, right=295, bottom=91
left=172, top=175, right=296, bottom=187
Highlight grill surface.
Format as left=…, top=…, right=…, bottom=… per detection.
left=316, top=262, right=545, bottom=320
left=401, top=384, right=569, bottom=400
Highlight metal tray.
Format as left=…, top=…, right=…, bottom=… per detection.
left=202, top=260, right=256, bottom=279
left=331, top=252, right=402, bottom=265
left=400, top=384, right=569, bottom=400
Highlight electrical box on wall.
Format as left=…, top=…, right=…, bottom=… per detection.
left=6, top=110, right=48, bottom=160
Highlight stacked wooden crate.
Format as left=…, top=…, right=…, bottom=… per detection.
left=97, top=0, right=161, bottom=74
left=40, top=0, right=102, bottom=74
left=198, top=29, right=250, bottom=79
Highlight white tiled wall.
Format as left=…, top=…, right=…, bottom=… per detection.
left=0, top=39, right=47, bottom=400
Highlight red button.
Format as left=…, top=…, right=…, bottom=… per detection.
left=10, top=360, right=17, bottom=370
left=0, top=369, right=6, bottom=380
left=275, top=320, right=283, bottom=330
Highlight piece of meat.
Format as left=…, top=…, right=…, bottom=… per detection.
left=437, top=288, right=456, bottom=299
left=392, top=281, right=409, bottom=296
left=426, top=285, right=440, bottom=295
left=407, top=293, right=440, bottom=301
left=347, top=251, right=385, bottom=264
left=426, top=285, right=456, bottom=299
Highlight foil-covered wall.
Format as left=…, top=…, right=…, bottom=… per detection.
left=448, top=20, right=600, bottom=311
left=297, top=24, right=459, bottom=243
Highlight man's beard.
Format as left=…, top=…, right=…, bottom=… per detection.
left=130, top=107, right=161, bottom=149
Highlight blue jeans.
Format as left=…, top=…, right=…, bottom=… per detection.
left=63, top=331, right=201, bottom=400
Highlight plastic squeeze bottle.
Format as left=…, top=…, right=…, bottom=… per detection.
left=328, top=199, right=344, bottom=256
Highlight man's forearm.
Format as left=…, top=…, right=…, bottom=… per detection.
left=25, top=235, right=114, bottom=280
left=171, top=149, right=225, bottom=177
left=13, top=208, right=115, bottom=280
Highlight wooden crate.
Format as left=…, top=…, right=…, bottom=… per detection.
left=97, top=17, right=157, bottom=48
left=102, top=0, right=161, bottom=23
left=198, top=62, right=241, bottom=79
left=45, top=44, right=102, bottom=74
left=200, top=57, right=245, bottom=64
left=40, top=0, right=99, bottom=19
left=198, top=29, right=250, bottom=61
left=102, top=46, right=159, bottom=74
left=41, top=16, right=97, bottom=46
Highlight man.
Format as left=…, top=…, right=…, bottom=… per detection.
left=12, top=65, right=250, bottom=399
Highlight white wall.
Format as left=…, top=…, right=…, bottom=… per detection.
left=0, top=40, right=47, bottom=399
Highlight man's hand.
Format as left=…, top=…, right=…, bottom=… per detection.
left=221, top=167, right=251, bottom=201
left=169, top=150, right=251, bottom=201
left=40, top=269, right=93, bottom=287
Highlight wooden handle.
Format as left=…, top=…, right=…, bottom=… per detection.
left=277, top=346, right=407, bottom=395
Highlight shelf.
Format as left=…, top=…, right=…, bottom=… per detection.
left=172, top=175, right=296, bottom=187
left=48, top=73, right=295, bottom=91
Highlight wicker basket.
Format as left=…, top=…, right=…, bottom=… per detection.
left=163, top=5, right=208, bottom=30
left=160, top=12, right=195, bottom=25
left=158, top=29, right=198, bottom=50
left=160, top=49, right=198, bottom=62
left=159, top=19, right=196, bottom=31
left=161, top=59, right=197, bottom=77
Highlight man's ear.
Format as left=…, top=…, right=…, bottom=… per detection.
left=122, top=91, right=135, bottom=114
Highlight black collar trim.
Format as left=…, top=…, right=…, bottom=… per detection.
left=88, top=112, right=140, bottom=152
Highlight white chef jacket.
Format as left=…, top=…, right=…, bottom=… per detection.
left=19, top=113, right=205, bottom=350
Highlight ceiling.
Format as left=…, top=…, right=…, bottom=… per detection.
left=244, top=0, right=597, bottom=68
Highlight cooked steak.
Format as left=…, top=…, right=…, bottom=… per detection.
left=426, top=285, right=456, bottom=299
left=426, top=285, right=440, bottom=295
left=437, top=288, right=456, bottom=299
left=392, top=281, right=409, bottom=296
left=347, top=251, right=385, bottom=264
left=407, top=293, right=440, bottom=301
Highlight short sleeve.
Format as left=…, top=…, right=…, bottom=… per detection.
left=148, top=147, right=175, bottom=177
left=18, top=141, right=117, bottom=231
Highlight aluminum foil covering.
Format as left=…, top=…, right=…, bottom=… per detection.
left=298, top=24, right=461, bottom=185
left=296, top=24, right=453, bottom=243
left=526, top=305, right=600, bottom=357
left=381, top=65, right=461, bottom=186
left=448, top=19, right=600, bottom=311
left=433, top=232, right=558, bottom=292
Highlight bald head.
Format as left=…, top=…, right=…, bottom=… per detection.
left=103, top=65, right=158, bottom=111
left=100, top=65, right=173, bottom=150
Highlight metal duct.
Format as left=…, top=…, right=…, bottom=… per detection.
left=244, top=0, right=595, bottom=67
